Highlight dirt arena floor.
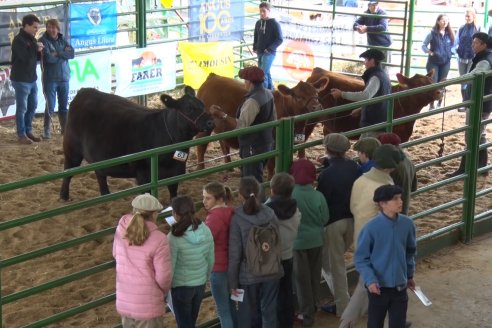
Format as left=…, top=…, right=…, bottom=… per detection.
left=0, top=84, right=491, bottom=327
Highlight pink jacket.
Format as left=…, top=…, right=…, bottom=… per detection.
left=113, top=214, right=172, bottom=320
left=205, top=206, right=234, bottom=272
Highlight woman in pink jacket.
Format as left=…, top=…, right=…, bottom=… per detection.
left=113, top=193, right=172, bottom=328
left=203, top=182, right=237, bottom=328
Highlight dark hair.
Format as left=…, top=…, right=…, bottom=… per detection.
left=203, top=182, right=232, bottom=203
left=22, top=14, right=41, bottom=27
left=433, top=14, right=455, bottom=45
left=259, top=2, right=271, bottom=10
left=239, top=177, right=261, bottom=215
left=270, top=172, right=295, bottom=198
left=171, top=196, right=201, bottom=237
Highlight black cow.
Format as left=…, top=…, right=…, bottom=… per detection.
left=60, top=86, right=214, bottom=201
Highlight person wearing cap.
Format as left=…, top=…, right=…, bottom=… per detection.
left=113, top=193, right=172, bottom=328
left=354, top=185, right=416, bottom=328
left=378, top=132, right=417, bottom=215
left=353, top=1, right=392, bottom=51
left=331, top=49, right=391, bottom=137
left=340, top=144, right=404, bottom=328
left=353, top=137, right=382, bottom=174
left=168, top=195, right=214, bottom=328
left=447, top=31, right=491, bottom=178
left=253, top=2, right=283, bottom=90
left=422, top=14, right=455, bottom=109
left=290, top=159, right=329, bottom=327
left=209, top=66, right=276, bottom=182
left=316, top=133, right=360, bottom=317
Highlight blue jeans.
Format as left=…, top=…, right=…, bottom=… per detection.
left=258, top=52, right=275, bottom=90
left=171, top=285, right=205, bottom=328
left=210, top=272, right=237, bottom=328
left=237, top=279, right=279, bottom=328
left=12, top=81, right=38, bottom=137
left=367, top=288, right=408, bottom=328
left=426, top=61, right=450, bottom=83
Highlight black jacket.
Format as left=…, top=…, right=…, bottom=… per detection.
left=10, top=28, right=40, bottom=83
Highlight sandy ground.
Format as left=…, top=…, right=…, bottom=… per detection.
left=0, top=84, right=491, bottom=327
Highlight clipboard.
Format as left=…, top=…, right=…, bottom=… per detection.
left=412, top=286, right=432, bottom=306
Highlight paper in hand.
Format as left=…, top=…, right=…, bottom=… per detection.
left=412, top=286, right=432, bottom=306
left=161, top=206, right=176, bottom=225
left=230, top=289, right=244, bottom=302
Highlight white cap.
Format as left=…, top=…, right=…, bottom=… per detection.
left=131, top=193, right=163, bottom=212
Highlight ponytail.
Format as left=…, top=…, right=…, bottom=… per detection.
left=239, top=176, right=260, bottom=215
left=203, top=181, right=233, bottom=204
left=125, top=210, right=153, bottom=246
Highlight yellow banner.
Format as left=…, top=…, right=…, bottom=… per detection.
left=178, top=42, right=234, bottom=89
left=160, top=0, right=174, bottom=8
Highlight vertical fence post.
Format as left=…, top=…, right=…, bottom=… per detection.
left=275, top=118, right=294, bottom=174
left=462, top=73, right=484, bottom=243
left=404, top=0, right=415, bottom=76
left=386, top=98, right=395, bottom=133
left=150, top=154, right=159, bottom=198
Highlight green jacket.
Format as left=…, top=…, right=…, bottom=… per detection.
left=291, top=185, right=329, bottom=250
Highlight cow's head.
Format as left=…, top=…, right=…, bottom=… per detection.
left=396, top=71, right=442, bottom=104
left=277, top=77, right=329, bottom=113
left=160, top=86, right=215, bottom=133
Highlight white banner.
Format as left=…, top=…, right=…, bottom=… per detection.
left=0, top=51, right=112, bottom=120
left=114, top=44, right=177, bottom=97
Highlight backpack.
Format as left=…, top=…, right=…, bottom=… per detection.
left=245, top=222, right=282, bottom=276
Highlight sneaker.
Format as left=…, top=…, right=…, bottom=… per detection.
left=320, top=303, right=337, bottom=314
left=26, top=132, right=41, bottom=142
left=18, top=136, right=33, bottom=145
left=405, top=320, right=412, bottom=328
left=457, top=107, right=467, bottom=113
left=42, top=132, right=52, bottom=139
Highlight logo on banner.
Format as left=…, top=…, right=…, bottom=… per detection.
left=87, top=7, right=102, bottom=26
left=282, top=40, right=315, bottom=81
left=131, top=51, right=163, bottom=83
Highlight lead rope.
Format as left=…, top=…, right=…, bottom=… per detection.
left=437, top=87, right=446, bottom=157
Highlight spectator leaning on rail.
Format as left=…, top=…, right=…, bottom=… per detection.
left=10, top=14, right=44, bottom=145
left=113, top=193, right=172, bottom=328
left=331, top=49, right=391, bottom=138
left=455, top=8, right=482, bottom=112
left=253, top=2, right=283, bottom=90
left=353, top=0, right=392, bottom=63
left=39, top=18, right=74, bottom=139
left=448, top=32, right=492, bottom=178
left=209, top=66, right=277, bottom=183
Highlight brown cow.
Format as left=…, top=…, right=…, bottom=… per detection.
left=304, top=67, right=441, bottom=144
left=195, top=73, right=328, bottom=178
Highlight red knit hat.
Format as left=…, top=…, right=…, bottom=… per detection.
left=238, top=66, right=265, bottom=83
left=378, top=132, right=402, bottom=146
left=289, top=159, right=316, bottom=185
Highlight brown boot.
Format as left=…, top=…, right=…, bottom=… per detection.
left=18, top=136, right=33, bottom=145
left=26, top=132, right=41, bottom=142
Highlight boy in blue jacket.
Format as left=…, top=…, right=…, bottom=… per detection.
left=354, top=185, right=416, bottom=328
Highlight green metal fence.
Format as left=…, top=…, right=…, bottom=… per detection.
left=1, top=72, right=491, bottom=327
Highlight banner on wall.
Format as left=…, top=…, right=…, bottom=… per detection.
left=70, top=1, right=117, bottom=49
left=179, top=41, right=234, bottom=89
left=0, top=51, right=111, bottom=121
left=189, top=0, right=244, bottom=42
left=114, top=44, right=177, bottom=97
left=0, top=5, right=65, bottom=64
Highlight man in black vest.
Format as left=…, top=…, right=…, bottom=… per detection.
left=448, top=32, right=491, bottom=177
left=209, top=66, right=276, bottom=182
left=331, top=49, right=392, bottom=138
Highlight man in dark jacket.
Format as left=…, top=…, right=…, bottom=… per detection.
left=39, top=18, right=74, bottom=138
left=253, top=2, right=283, bottom=90
left=11, top=14, right=44, bottom=144
left=331, top=49, right=391, bottom=138
left=354, top=1, right=392, bottom=51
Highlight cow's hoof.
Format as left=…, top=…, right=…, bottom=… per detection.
left=58, top=197, right=72, bottom=203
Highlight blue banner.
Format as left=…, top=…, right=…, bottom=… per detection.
left=189, top=0, right=244, bottom=42
left=70, top=1, right=117, bottom=49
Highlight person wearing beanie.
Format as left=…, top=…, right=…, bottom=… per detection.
left=330, top=49, right=391, bottom=136
left=378, top=132, right=417, bottom=215
left=316, top=133, right=360, bottom=317
left=289, top=159, right=329, bottom=327
left=355, top=185, right=416, bottom=328
left=209, top=65, right=276, bottom=182
left=113, top=193, right=172, bottom=327
left=340, top=144, right=402, bottom=328
left=353, top=137, right=382, bottom=174
left=253, top=2, right=283, bottom=90
left=448, top=31, right=491, bottom=178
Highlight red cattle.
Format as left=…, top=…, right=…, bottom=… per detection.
left=304, top=67, right=441, bottom=143
left=196, top=73, right=328, bottom=178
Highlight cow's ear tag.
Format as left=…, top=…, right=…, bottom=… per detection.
left=294, top=134, right=305, bottom=144
left=173, top=151, right=188, bottom=162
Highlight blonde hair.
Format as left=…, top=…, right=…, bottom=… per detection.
left=124, top=210, right=154, bottom=246
left=465, top=8, right=478, bottom=26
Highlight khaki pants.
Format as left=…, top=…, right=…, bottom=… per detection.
left=339, top=276, right=368, bottom=328
left=121, top=316, right=165, bottom=328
